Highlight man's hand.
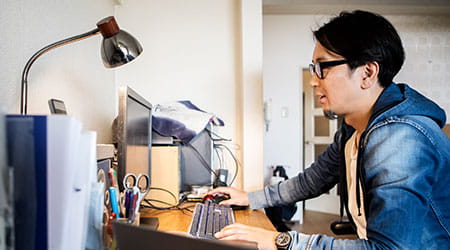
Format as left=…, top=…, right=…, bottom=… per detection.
left=208, top=187, right=249, bottom=206
left=215, top=223, right=278, bottom=250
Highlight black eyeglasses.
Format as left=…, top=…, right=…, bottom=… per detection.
left=309, top=59, right=348, bottom=79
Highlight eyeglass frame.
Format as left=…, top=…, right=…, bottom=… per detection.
left=309, top=59, right=348, bottom=79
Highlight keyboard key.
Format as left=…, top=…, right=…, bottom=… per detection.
left=188, top=203, right=203, bottom=236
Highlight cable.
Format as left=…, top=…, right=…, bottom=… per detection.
left=148, top=187, right=178, bottom=204
left=205, top=128, right=232, bottom=142
left=142, top=187, right=196, bottom=214
left=142, top=187, right=181, bottom=209
left=144, top=199, right=177, bottom=208
left=208, top=127, right=224, bottom=170
left=142, top=199, right=195, bottom=214
left=213, top=146, right=224, bottom=169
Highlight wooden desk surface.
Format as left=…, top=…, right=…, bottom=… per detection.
left=140, top=203, right=275, bottom=232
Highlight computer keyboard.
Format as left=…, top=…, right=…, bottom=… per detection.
left=188, top=202, right=235, bottom=239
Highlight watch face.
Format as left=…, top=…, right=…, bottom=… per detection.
left=276, top=232, right=291, bottom=248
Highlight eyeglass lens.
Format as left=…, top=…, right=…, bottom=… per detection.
left=309, top=63, right=322, bottom=79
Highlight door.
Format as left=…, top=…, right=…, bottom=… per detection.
left=302, top=69, right=340, bottom=214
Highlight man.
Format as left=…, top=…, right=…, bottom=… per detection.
left=209, top=10, right=450, bottom=249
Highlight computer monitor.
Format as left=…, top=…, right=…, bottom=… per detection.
left=114, top=86, right=152, bottom=191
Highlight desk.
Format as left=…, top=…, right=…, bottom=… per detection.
left=140, top=203, right=275, bottom=232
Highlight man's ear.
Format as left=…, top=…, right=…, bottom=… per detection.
left=361, top=61, right=380, bottom=89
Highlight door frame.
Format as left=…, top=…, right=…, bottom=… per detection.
left=302, top=68, right=340, bottom=215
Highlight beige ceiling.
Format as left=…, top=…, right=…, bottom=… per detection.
left=263, top=0, right=450, bottom=15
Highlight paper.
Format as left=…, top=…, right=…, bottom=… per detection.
left=8, top=115, right=100, bottom=250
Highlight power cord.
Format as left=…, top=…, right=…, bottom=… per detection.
left=142, top=187, right=194, bottom=213
left=205, top=128, right=232, bottom=142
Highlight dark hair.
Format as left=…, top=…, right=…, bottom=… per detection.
left=313, top=10, right=405, bottom=87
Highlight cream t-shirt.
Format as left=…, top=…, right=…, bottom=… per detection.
left=344, top=131, right=367, bottom=239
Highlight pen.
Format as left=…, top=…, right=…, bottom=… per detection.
left=124, top=190, right=129, bottom=218
left=109, top=169, right=115, bottom=187
left=109, top=168, right=119, bottom=189
left=109, top=169, right=120, bottom=208
left=129, top=192, right=138, bottom=223
left=109, top=187, right=120, bottom=219
left=112, top=170, right=119, bottom=188
left=126, top=191, right=133, bottom=219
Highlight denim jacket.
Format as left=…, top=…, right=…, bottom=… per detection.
left=249, top=83, right=450, bottom=249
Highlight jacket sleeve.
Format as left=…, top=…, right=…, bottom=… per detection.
left=248, top=129, right=343, bottom=209
left=286, top=120, right=444, bottom=249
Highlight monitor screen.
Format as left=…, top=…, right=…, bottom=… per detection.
left=115, top=86, right=152, bottom=191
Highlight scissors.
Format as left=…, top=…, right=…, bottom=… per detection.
left=122, top=173, right=150, bottom=220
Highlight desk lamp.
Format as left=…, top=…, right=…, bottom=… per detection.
left=20, top=16, right=143, bottom=115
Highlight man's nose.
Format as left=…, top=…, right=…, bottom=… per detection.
left=309, top=75, right=319, bottom=87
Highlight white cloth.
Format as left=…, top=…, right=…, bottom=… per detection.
left=152, top=101, right=223, bottom=143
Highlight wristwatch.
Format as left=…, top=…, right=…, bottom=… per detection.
left=275, top=232, right=291, bottom=250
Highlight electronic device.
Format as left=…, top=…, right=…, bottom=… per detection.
left=112, top=220, right=255, bottom=250
left=188, top=202, right=235, bottom=239
left=263, top=99, right=272, bottom=131
left=97, top=144, right=115, bottom=161
left=48, top=98, right=67, bottom=114
left=185, top=185, right=210, bottom=202
left=213, top=169, right=228, bottom=188
left=151, top=130, right=174, bottom=145
left=152, top=128, right=214, bottom=194
left=180, top=125, right=213, bottom=192
left=203, top=194, right=230, bottom=204
left=113, top=86, right=152, bottom=191
left=203, top=194, right=247, bottom=210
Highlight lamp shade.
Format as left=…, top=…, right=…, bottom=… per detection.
left=97, top=16, right=143, bottom=68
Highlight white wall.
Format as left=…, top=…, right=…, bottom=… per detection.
left=0, top=0, right=115, bottom=143
left=391, top=15, right=450, bottom=116
left=0, top=0, right=265, bottom=190
left=115, top=0, right=264, bottom=191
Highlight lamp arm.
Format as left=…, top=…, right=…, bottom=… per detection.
left=20, top=28, right=101, bottom=115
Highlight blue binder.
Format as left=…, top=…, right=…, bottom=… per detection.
left=7, top=115, right=48, bottom=250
